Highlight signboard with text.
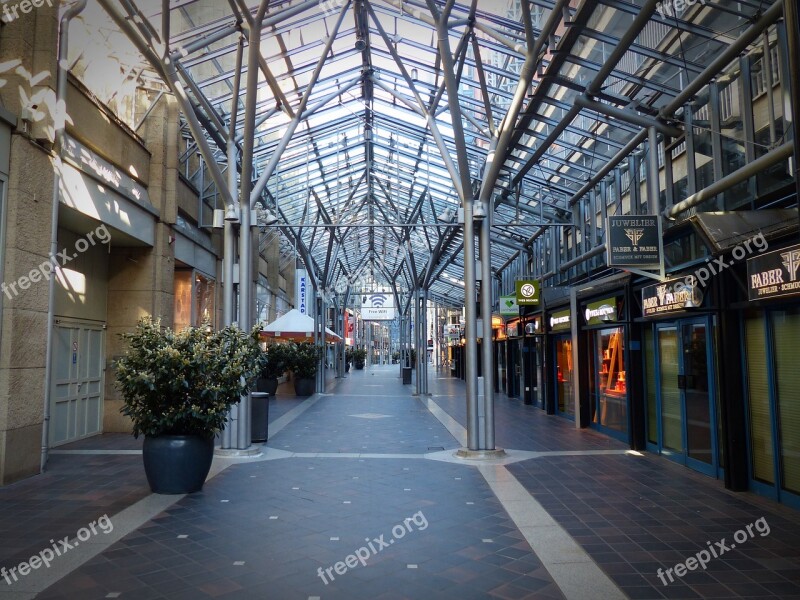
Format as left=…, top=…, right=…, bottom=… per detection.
left=296, top=269, right=308, bottom=315
left=747, top=243, right=800, bottom=301
left=642, top=278, right=702, bottom=317
left=515, top=280, right=540, bottom=306
left=500, top=295, right=519, bottom=316
left=607, top=215, right=662, bottom=268
left=584, top=297, right=618, bottom=326
left=549, top=309, right=571, bottom=332
left=360, top=293, right=396, bottom=320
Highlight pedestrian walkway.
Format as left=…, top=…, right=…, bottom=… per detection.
left=1, top=365, right=799, bottom=599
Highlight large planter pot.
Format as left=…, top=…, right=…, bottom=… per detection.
left=256, top=377, right=279, bottom=395
left=354, top=361, right=365, bottom=370
left=142, top=434, right=214, bottom=494
left=294, top=377, right=315, bottom=397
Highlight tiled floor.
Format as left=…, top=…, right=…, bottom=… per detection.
left=1, top=364, right=799, bottom=599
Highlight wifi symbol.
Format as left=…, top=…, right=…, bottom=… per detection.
left=370, top=294, right=388, bottom=307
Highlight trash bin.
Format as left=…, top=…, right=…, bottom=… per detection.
left=251, top=392, right=270, bottom=442
left=402, top=367, right=412, bottom=385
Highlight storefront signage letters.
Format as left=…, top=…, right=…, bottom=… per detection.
left=607, top=215, right=663, bottom=268
left=642, top=277, right=702, bottom=316
left=515, top=280, right=540, bottom=306
left=584, top=297, right=618, bottom=325
left=549, top=309, right=571, bottom=332
left=746, top=243, right=800, bottom=301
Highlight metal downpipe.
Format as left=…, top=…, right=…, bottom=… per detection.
left=42, top=0, right=88, bottom=473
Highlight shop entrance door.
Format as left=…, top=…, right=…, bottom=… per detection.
left=654, top=318, right=718, bottom=476
left=553, top=334, right=574, bottom=419
left=50, top=321, right=105, bottom=446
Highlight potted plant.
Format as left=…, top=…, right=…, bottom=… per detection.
left=345, top=347, right=354, bottom=372
left=353, top=348, right=367, bottom=370
left=115, top=318, right=261, bottom=494
left=290, top=341, right=321, bottom=396
left=410, top=347, right=417, bottom=369
left=257, top=342, right=291, bottom=395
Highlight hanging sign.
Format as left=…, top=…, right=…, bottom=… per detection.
left=500, top=294, right=518, bottom=316
left=361, top=293, right=395, bottom=320
left=296, top=269, right=308, bottom=315
left=747, top=243, right=800, bottom=301
left=515, top=280, right=540, bottom=306
left=607, top=215, right=662, bottom=268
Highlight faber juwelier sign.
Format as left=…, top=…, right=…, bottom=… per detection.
left=607, top=215, right=662, bottom=268
left=747, top=243, right=800, bottom=301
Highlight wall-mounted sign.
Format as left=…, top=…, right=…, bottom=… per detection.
left=500, top=294, right=519, bottom=316
left=549, top=309, right=571, bottom=332
left=296, top=269, right=308, bottom=315
left=607, top=215, right=663, bottom=268
left=584, top=297, right=618, bottom=325
left=506, top=323, right=519, bottom=338
left=747, top=243, right=800, bottom=301
left=516, top=280, right=540, bottom=306
left=642, top=277, right=703, bottom=317
left=361, top=293, right=396, bottom=320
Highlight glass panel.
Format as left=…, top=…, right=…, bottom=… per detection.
left=683, top=323, right=712, bottom=465
left=195, top=274, right=216, bottom=327
left=773, top=309, right=800, bottom=494
left=555, top=336, right=574, bottom=416
left=745, top=313, right=775, bottom=484
left=644, top=327, right=658, bottom=445
left=659, top=328, right=682, bottom=452
left=173, top=270, right=192, bottom=331
left=594, top=327, right=627, bottom=433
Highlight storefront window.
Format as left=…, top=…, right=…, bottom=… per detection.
left=773, top=309, right=800, bottom=495
left=173, top=269, right=216, bottom=331
left=744, top=312, right=775, bottom=484
left=644, top=328, right=658, bottom=445
left=591, top=328, right=627, bottom=433
left=173, top=270, right=192, bottom=330
left=555, top=337, right=574, bottom=416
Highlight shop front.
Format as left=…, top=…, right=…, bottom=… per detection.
left=520, top=310, right=544, bottom=408
left=741, top=242, right=800, bottom=507
left=640, top=278, right=721, bottom=477
left=548, top=308, right=574, bottom=419
left=584, top=297, right=628, bottom=441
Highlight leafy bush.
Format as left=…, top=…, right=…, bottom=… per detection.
left=260, top=342, right=292, bottom=379
left=115, top=318, right=262, bottom=438
left=291, top=341, right=322, bottom=379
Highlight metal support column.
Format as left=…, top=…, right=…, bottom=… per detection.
left=479, top=215, right=495, bottom=449
left=647, top=127, right=661, bottom=215
left=784, top=0, right=800, bottom=225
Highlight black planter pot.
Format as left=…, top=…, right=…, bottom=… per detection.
left=142, top=434, right=214, bottom=494
left=256, top=377, right=279, bottom=395
left=354, top=361, right=365, bottom=370
left=294, top=377, right=315, bottom=396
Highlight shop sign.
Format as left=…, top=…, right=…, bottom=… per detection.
left=361, top=293, right=395, bottom=320
left=746, top=243, right=800, bottom=301
left=296, top=269, right=308, bottom=315
left=584, top=297, right=617, bottom=325
left=444, top=324, right=461, bottom=338
left=500, top=294, right=519, bottom=316
left=607, top=215, right=662, bottom=268
left=515, top=280, right=540, bottom=306
left=642, top=277, right=703, bottom=317
left=506, top=322, right=519, bottom=337
left=549, top=309, right=571, bottom=332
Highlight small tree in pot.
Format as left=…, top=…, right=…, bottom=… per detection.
left=115, top=318, right=261, bottom=494
left=352, top=348, right=367, bottom=370
left=290, top=341, right=321, bottom=396
left=257, top=342, right=291, bottom=395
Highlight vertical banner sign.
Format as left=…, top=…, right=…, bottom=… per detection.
left=606, top=215, right=663, bottom=268
left=296, top=269, right=308, bottom=315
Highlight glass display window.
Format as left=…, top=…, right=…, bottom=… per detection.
left=592, top=327, right=627, bottom=433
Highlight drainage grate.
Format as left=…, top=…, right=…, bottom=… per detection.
left=427, top=446, right=445, bottom=451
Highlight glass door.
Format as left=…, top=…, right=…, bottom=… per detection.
left=554, top=335, right=574, bottom=418
left=651, top=318, right=718, bottom=476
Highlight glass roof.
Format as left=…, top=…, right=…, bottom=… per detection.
left=71, top=0, right=768, bottom=306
